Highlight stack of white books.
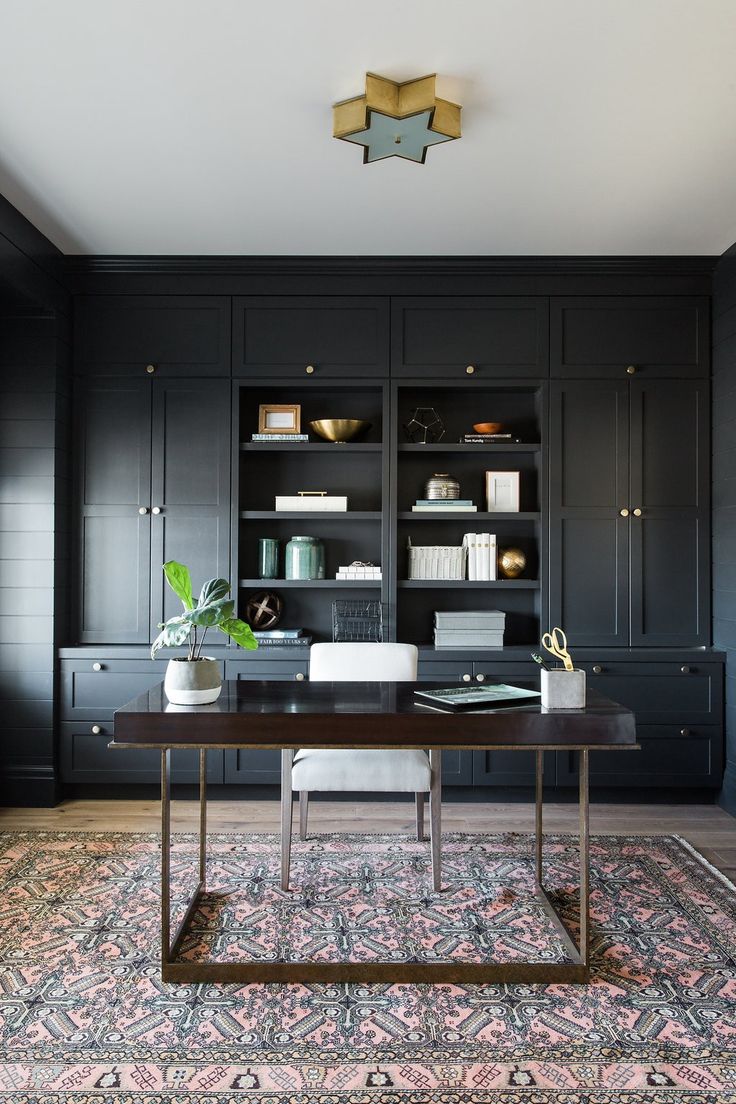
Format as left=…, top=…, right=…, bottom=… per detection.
left=407, top=542, right=466, bottom=580
left=336, top=564, right=382, bottom=580
left=433, top=609, right=506, bottom=648
left=463, top=533, right=497, bottom=580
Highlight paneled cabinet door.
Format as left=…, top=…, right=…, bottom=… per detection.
left=76, top=378, right=152, bottom=643
left=149, top=379, right=231, bottom=632
left=60, top=722, right=224, bottom=783
left=629, top=379, right=710, bottom=645
left=74, top=296, right=231, bottom=377
left=550, top=297, right=709, bottom=378
left=549, top=381, right=630, bottom=646
left=232, top=296, right=389, bottom=378
left=392, top=296, right=548, bottom=378
left=416, top=661, right=476, bottom=784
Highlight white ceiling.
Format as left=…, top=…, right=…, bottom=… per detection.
left=1, top=0, right=735, bottom=256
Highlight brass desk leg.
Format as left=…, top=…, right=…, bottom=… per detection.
left=579, top=748, right=590, bottom=969
left=160, top=747, right=207, bottom=980
left=535, top=749, right=543, bottom=885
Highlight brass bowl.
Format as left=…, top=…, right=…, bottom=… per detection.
left=309, top=418, right=372, bottom=443
left=473, top=422, right=504, bottom=434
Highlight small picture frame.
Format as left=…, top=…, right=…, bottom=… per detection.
left=258, top=403, right=301, bottom=434
left=486, top=470, right=520, bottom=512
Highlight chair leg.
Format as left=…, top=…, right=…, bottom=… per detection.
left=415, top=793, right=425, bottom=841
left=429, top=750, right=442, bottom=891
left=299, top=791, right=309, bottom=840
left=280, top=750, right=293, bottom=890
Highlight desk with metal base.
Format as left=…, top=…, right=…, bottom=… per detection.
left=113, top=681, right=636, bottom=986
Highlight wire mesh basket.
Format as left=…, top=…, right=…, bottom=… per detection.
left=332, top=599, right=384, bottom=642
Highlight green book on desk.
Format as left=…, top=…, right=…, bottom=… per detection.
left=414, top=683, right=541, bottom=711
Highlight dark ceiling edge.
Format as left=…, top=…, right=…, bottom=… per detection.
left=64, top=254, right=719, bottom=277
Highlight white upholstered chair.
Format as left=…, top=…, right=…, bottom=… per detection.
left=280, top=642, right=442, bottom=891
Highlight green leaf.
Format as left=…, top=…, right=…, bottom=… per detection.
left=163, top=561, right=193, bottom=610
left=199, top=577, right=230, bottom=607
left=188, top=598, right=235, bottom=627
left=220, top=617, right=258, bottom=650
left=150, top=618, right=192, bottom=659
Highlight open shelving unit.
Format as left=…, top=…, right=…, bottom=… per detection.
left=234, top=377, right=547, bottom=649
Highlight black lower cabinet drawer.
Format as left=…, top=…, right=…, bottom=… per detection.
left=556, top=725, right=722, bottom=788
left=473, top=748, right=554, bottom=787
left=61, top=659, right=169, bottom=721
left=60, top=722, right=224, bottom=784
left=583, top=662, right=722, bottom=725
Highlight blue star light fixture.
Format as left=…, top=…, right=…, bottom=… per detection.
left=333, top=73, right=461, bottom=164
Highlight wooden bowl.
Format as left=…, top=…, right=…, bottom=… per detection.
left=473, top=422, right=504, bottom=434
left=309, top=418, right=371, bottom=442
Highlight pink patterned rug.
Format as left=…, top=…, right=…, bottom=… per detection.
left=0, top=830, right=735, bottom=1102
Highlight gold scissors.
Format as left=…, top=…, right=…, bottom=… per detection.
left=541, top=627, right=574, bottom=671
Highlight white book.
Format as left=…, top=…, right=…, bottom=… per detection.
left=275, top=495, right=348, bottom=511
left=463, top=533, right=477, bottom=581
left=488, top=533, right=497, bottom=580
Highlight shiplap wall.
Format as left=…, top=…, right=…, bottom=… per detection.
left=0, top=306, right=70, bottom=802
left=713, top=245, right=736, bottom=814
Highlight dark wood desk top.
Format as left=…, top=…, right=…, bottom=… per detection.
left=112, top=680, right=636, bottom=751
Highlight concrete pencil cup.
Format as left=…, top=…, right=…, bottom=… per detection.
left=540, top=667, right=586, bottom=710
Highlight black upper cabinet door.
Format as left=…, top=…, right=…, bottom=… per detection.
left=391, top=296, right=548, bottom=378
left=76, top=378, right=152, bottom=644
left=74, top=296, right=231, bottom=377
left=550, top=296, right=709, bottom=378
left=549, top=381, right=630, bottom=646
left=232, top=296, right=389, bottom=378
left=149, top=379, right=231, bottom=633
left=629, top=379, right=710, bottom=645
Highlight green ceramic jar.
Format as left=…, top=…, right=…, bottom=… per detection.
left=285, top=535, right=325, bottom=580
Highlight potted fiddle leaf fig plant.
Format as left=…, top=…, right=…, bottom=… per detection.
left=152, top=560, right=257, bottom=704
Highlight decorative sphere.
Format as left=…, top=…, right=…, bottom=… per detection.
left=498, top=547, right=526, bottom=579
left=244, top=590, right=283, bottom=629
left=403, top=407, right=445, bottom=444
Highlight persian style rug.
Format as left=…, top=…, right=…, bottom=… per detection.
left=0, top=831, right=735, bottom=1102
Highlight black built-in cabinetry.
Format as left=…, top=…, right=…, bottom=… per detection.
left=63, top=286, right=723, bottom=793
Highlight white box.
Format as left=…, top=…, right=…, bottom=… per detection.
left=275, top=495, right=348, bottom=511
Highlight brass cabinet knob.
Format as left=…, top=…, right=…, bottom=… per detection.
left=462, top=673, right=472, bottom=682
left=305, top=364, right=315, bottom=375
left=592, top=665, right=603, bottom=674
left=92, top=662, right=103, bottom=672
left=626, top=364, right=637, bottom=375
left=619, top=508, right=630, bottom=517
left=152, top=506, right=162, bottom=515
left=681, top=665, right=690, bottom=674
left=465, top=364, right=476, bottom=375
left=632, top=508, right=642, bottom=517
left=91, top=724, right=103, bottom=735
left=295, top=672, right=305, bottom=681
left=475, top=673, right=485, bottom=682
left=146, top=364, right=156, bottom=374
left=680, top=727, right=690, bottom=737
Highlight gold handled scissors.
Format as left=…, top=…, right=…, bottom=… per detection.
left=541, top=627, right=574, bottom=672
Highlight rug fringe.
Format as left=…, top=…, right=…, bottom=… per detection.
left=672, top=833, right=736, bottom=892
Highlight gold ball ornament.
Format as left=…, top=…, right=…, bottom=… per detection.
left=498, top=547, right=526, bottom=579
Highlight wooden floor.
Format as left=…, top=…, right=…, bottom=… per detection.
left=1, top=798, right=735, bottom=883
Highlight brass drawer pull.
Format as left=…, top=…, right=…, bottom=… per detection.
left=626, top=364, right=637, bottom=375
left=465, top=364, right=476, bottom=375
left=146, top=363, right=156, bottom=374
left=592, top=665, right=602, bottom=674
left=305, top=364, right=315, bottom=375
left=680, top=665, right=690, bottom=674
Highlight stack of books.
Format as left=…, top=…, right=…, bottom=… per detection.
left=253, top=629, right=312, bottom=647
left=411, top=498, right=477, bottom=512
left=463, top=533, right=497, bottom=580
left=433, top=609, right=506, bottom=648
left=336, top=564, right=382, bottom=581
left=461, top=432, right=521, bottom=444
left=252, top=433, right=309, bottom=442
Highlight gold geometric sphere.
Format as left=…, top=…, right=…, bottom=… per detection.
left=498, top=547, right=527, bottom=579
left=333, top=72, right=461, bottom=164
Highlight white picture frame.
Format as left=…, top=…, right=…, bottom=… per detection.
left=485, top=470, right=520, bottom=512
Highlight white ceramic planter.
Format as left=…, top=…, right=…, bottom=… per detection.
left=164, top=657, right=222, bottom=705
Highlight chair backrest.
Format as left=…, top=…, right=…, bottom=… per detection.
left=309, top=642, right=418, bottom=682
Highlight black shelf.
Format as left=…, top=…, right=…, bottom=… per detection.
left=241, top=511, right=381, bottom=520
left=239, top=578, right=382, bottom=589
left=398, top=511, right=540, bottom=521
left=241, top=442, right=382, bottom=452
left=399, top=579, right=539, bottom=589
left=398, top=443, right=541, bottom=453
